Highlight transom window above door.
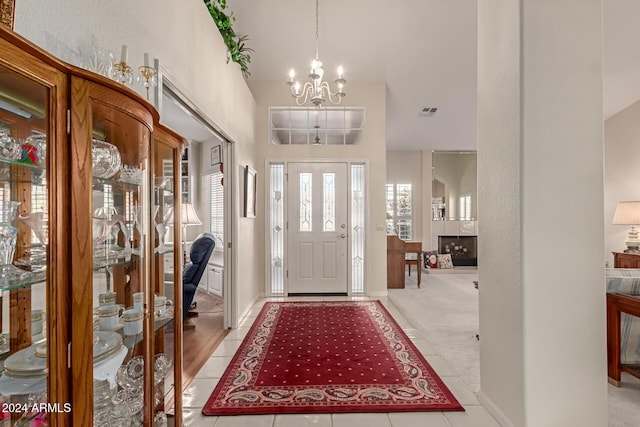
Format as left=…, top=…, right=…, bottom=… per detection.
left=269, top=107, right=365, bottom=145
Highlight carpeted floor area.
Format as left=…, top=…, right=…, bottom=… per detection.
left=389, top=268, right=640, bottom=427
left=203, top=301, right=463, bottom=415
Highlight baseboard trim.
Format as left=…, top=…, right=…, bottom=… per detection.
left=366, top=290, right=389, bottom=297
left=477, top=390, right=515, bottom=427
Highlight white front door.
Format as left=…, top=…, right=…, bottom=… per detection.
left=287, top=162, right=348, bottom=294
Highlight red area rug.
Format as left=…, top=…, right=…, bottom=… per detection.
left=202, top=301, right=464, bottom=415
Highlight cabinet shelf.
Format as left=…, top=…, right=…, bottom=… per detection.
left=121, top=316, right=173, bottom=350
left=93, top=248, right=142, bottom=271
left=0, top=270, right=46, bottom=292
left=93, top=176, right=143, bottom=191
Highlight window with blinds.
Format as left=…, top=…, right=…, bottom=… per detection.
left=208, top=171, right=224, bottom=249
left=459, top=194, right=471, bottom=221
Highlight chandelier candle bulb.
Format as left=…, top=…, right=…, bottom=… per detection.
left=120, top=45, right=128, bottom=64
left=289, top=68, right=295, bottom=82
left=144, top=52, right=150, bottom=67
left=337, top=66, right=343, bottom=79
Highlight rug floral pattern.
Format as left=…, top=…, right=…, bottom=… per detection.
left=203, top=301, right=463, bottom=415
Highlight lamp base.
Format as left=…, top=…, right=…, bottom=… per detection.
left=624, top=246, right=640, bottom=254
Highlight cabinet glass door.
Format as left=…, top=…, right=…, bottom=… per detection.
left=89, top=91, right=151, bottom=426
left=0, top=62, right=51, bottom=425
left=152, top=131, right=180, bottom=422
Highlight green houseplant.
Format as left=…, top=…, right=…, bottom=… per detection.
left=203, top=0, right=253, bottom=78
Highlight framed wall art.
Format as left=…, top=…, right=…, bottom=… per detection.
left=211, top=145, right=221, bottom=166
left=244, top=165, right=257, bottom=218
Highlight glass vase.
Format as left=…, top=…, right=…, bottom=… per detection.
left=0, top=201, right=30, bottom=283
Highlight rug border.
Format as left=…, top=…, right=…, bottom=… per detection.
left=202, top=300, right=464, bottom=415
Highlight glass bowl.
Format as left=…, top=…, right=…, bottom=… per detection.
left=0, top=129, right=22, bottom=161
left=92, top=139, right=122, bottom=179
left=119, top=165, right=143, bottom=185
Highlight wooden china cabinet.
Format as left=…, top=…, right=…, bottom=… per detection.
left=0, top=27, right=185, bottom=426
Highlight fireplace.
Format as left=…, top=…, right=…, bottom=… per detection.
left=438, top=235, right=478, bottom=266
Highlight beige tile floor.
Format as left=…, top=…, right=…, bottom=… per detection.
left=180, top=295, right=501, bottom=427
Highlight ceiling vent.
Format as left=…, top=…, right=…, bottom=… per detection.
left=418, top=107, right=438, bottom=117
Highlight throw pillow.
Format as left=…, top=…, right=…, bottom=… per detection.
left=424, top=250, right=438, bottom=269
left=437, top=253, right=454, bottom=269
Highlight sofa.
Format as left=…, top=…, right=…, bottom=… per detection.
left=606, top=268, right=640, bottom=364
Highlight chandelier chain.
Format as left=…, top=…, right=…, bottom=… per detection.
left=315, top=0, right=319, bottom=60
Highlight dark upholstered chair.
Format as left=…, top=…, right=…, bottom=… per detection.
left=182, top=233, right=215, bottom=321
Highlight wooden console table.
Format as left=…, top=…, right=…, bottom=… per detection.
left=387, top=235, right=422, bottom=289
left=612, top=251, right=640, bottom=268
left=607, top=292, right=640, bottom=386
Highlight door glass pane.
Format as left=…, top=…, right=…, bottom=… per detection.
left=0, top=63, right=50, bottom=423
left=270, top=164, right=284, bottom=295
left=299, top=173, right=312, bottom=232
left=323, top=173, right=335, bottom=232
left=91, top=99, right=150, bottom=425
left=152, top=139, right=176, bottom=420
left=351, top=164, right=365, bottom=293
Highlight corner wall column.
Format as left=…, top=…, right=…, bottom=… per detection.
left=477, top=1, right=607, bottom=426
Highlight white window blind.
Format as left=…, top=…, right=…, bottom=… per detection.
left=209, top=172, right=224, bottom=249
left=459, top=195, right=471, bottom=221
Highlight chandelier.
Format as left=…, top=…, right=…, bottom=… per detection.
left=286, top=0, right=346, bottom=107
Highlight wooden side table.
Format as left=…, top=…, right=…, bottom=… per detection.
left=612, top=251, right=640, bottom=268
left=607, top=292, right=640, bottom=386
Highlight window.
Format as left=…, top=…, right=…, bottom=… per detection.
left=269, top=107, right=365, bottom=145
left=208, top=171, right=224, bottom=249
left=351, top=164, right=365, bottom=293
left=269, top=164, right=285, bottom=295
left=386, top=182, right=413, bottom=241
left=459, top=194, right=471, bottom=221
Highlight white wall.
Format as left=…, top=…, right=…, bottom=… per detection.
left=604, top=99, right=640, bottom=264
left=432, top=152, right=478, bottom=220
left=14, top=0, right=259, bottom=325
left=250, top=80, right=388, bottom=297
left=478, top=1, right=607, bottom=426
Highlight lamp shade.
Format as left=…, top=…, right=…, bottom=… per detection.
left=166, top=202, right=202, bottom=227
left=180, top=202, right=202, bottom=226
left=613, top=201, right=640, bottom=225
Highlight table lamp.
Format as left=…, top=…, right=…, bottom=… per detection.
left=613, top=201, right=640, bottom=253
left=167, top=202, right=202, bottom=264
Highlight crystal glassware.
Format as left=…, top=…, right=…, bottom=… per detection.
left=131, top=205, right=144, bottom=256
left=92, top=139, right=122, bottom=179
left=117, top=216, right=133, bottom=255
left=79, top=44, right=115, bottom=78
left=16, top=210, right=48, bottom=269
left=25, top=134, right=46, bottom=167
left=0, top=129, right=22, bottom=161
left=154, top=206, right=173, bottom=253
left=93, top=206, right=121, bottom=248
left=120, top=165, right=143, bottom=185
left=0, top=200, right=30, bottom=283
left=154, top=353, right=172, bottom=383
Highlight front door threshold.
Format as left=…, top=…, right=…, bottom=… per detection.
left=287, top=292, right=348, bottom=297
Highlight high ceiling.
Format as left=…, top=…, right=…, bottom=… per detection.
left=229, top=0, right=638, bottom=151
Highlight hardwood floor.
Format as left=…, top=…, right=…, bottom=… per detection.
left=181, top=291, right=228, bottom=389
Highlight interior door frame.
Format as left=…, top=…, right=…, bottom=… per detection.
left=155, top=62, right=236, bottom=329
left=264, top=158, right=370, bottom=297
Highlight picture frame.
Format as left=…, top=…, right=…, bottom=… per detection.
left=244, top=165, right=257, bottom=218
left=211, top=145, right=221, bottom=166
